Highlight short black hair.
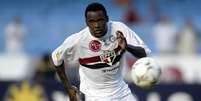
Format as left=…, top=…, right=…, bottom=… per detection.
left=85, top=2, right=108, bottom=20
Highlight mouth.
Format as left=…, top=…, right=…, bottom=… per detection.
left=91, top=28, right=107, bottom=38
left=94, top=30, right=102, bottom=34
left=93, top=30, right=104, bottom=37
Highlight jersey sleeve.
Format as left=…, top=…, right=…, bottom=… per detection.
left=119, top=22, right=151, bottom=55
left=52, top=33, right=80, bottom=66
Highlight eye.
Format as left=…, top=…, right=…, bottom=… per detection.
left=97, top=18, right=106, bottom=22
left=98, top=19, right=104, bottom=21
left=88, top=20, right=95, bottom=23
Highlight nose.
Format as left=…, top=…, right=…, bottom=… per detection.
left=94, top=22, right=99, bottom=28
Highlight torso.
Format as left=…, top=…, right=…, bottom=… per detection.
left=77, top=22, right=127, bottom=96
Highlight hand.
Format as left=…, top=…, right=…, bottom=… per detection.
left=116, top=31, right=127, bottom=50
left=68, top=86, right=80, bottom=101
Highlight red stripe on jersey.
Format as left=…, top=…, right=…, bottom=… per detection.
left=79, top=46, right=122, bottom=65
left=79, top=56, right=101, bottom=64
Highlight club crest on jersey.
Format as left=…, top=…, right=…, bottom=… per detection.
left=100, top=50, right=116, bottom=66
left=89, top=40, right=102, bottom=52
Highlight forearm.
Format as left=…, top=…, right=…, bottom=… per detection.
left=126, top=44, right=147, bottom=58
left=55, top=61, right=72, bottom=93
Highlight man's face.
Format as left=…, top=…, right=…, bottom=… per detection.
left=86, top=10, right=108, bottom=38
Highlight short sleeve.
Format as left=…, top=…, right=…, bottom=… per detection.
left=52, top=33, right=80, bottom=66
left=120, top=23, right=151, bottom=55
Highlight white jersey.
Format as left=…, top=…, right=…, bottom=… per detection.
left=52, top=21, right=150, bottom=98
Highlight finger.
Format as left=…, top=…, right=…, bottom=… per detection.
left=71, top=86, right=78, bottom=93
left=116, top=31, right=124, bottom=39
left=116, top=31, right=121, bottom=39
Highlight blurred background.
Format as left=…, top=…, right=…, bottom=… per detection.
left=0, top=0, right=201, bottom=101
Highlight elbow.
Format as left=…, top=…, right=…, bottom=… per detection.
left=135, top=49, right=147, bottom=58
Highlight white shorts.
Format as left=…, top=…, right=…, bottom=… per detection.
left=84, top=92, right=137, bottom=101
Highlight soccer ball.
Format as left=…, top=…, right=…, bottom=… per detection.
left=131, top=57, right=161, bottom=88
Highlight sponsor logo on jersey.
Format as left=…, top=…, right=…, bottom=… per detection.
left=100, top=50, right=116, bottom=65
left=102, top=66, right=119, bottom=73
left=89, top=40, right=102, bottom=52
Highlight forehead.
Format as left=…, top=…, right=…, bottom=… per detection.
left=86, top=10, right=106, bottom=19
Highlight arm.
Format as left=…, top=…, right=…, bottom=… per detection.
left=116, top=31, right=147, bottom=58
left=54, top=61, right=79, bottom=101
left=52, top=33, right=81, bottom=101
left=126, top=44, right=147, bottom=58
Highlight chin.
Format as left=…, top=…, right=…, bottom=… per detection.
left=94, top=33, right=106, bottom=38
left=94, top=35, right=102, bottom=38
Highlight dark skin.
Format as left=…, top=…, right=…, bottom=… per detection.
left=55, top=62, right=79, bottom=101
left=86, top=10, right=147, bottom=57
left=54, top=10, right=147, bottom=101
left=86, top=10, right=108, bottom=38
left=86, top=10, right=127, bottom=50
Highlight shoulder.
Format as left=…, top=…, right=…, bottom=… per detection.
left=109, top=21, right=129, bottom=31
left=65, top=27, right=88, bottom=41
left=109, top=21, right=131, bottom=33
left=109, top=21, right=128, bottom=28
left=63, top=27, right=88, bottom=44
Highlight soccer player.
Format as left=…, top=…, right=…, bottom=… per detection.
left=52, top=2, right=150, bottom=101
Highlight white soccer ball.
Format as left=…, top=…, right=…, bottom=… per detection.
left=131, top=57, right=161, bottom=88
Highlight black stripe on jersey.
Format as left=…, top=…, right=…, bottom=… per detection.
left=80, top=63, right=111, bottom=69
left=80, top=50, right=125, bottom=69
